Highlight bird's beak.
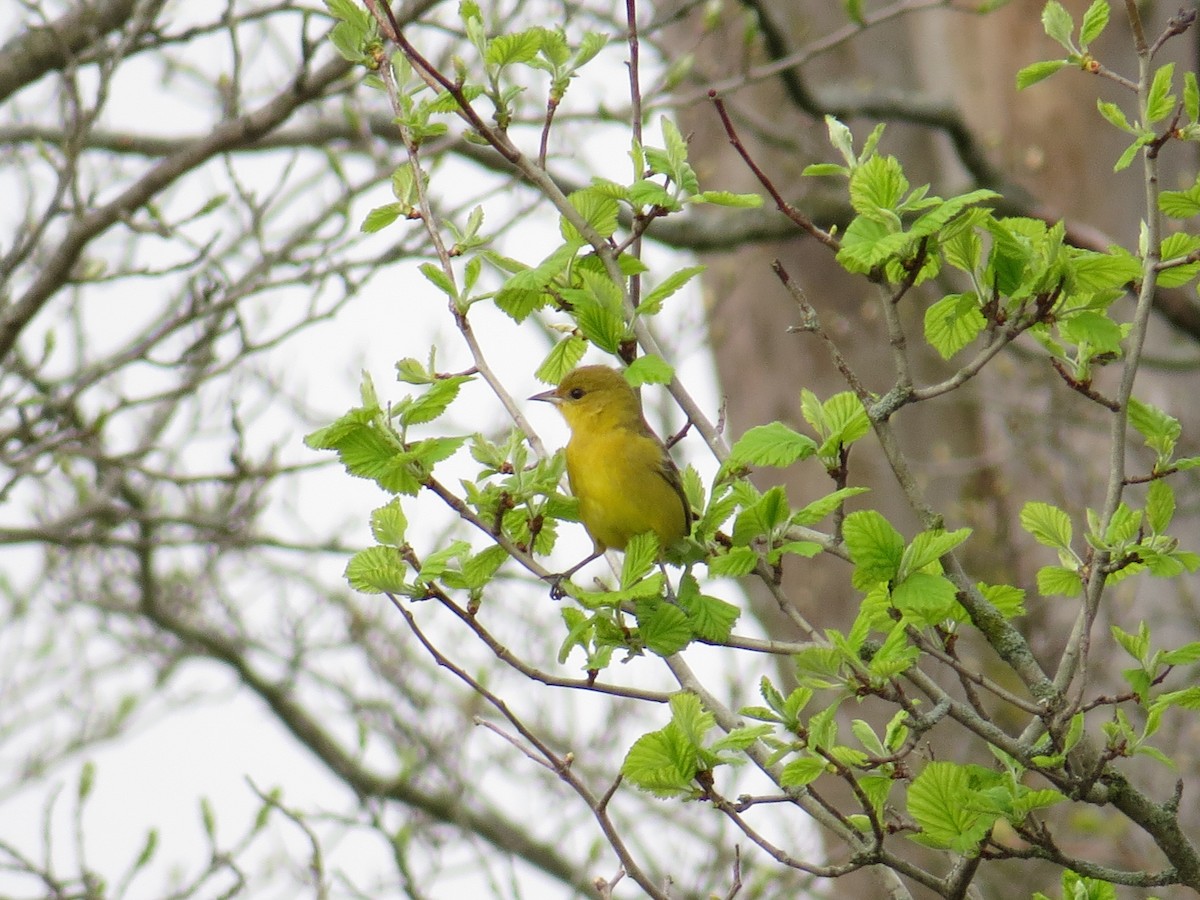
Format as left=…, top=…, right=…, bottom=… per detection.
left=529, top=388, right=561, bottom=404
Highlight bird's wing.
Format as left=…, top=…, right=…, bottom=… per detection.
left=654, top=449, right=693, bottom=531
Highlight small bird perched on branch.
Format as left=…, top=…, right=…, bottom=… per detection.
left=531, top=365, right=692, bottom=592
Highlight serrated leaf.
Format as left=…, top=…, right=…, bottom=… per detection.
left=907, top=761, right=993, bottom=854
left=731, top=485, right=791, bottom=547
left=1017, top=59, right=1070, bottom=90
left=397, top=376, right=471, bottom=427
left=418, top=262, right=456, bottom=298
left=1097, top=100, right=1134, bottom=134
left=535, top=336, right=588, bottom=384
left=639, top=266, right=705, bottom=316
left=729, top=422, right=817, bottom=467
left=707, top=546, right=759, bottom=578
left=621, top=723, right=698, bottom=797
left=690, top=190, right=763, bottom=207
left=1037, top=565, right=1082, bottom=597
left=1020, top=501, right=1073, bottom=550
left=623, top=354, right=674, bottom=386
left=781, top=755, right=828, bottom=788
left=370, top=500, right=408, bottom=546
left=1114, top=134, right=1151, bottom=172
left=485, top=29, right=543, bottom=67
left=636, top=600, right=693, bottom=656
left=925, top=292, right=985, bottom=359
left=848, top=154, right=908, bottom=217
left=572, top=188, right=621, bottom=239
left=843, top=510, right=905, bottom=587
left=710, top=723, right=774, bottom=752
left=622, top=531, right=660, bottom=588
left=1041, top=1, right=1076, bottom=51
left=1146, top=479, right=1175, bottom=533
left=1146, top=63, right=1176, bottom=125
left=346, top=546, right=409, bottom=594
left=561, top=270, right=627, bottom=353
left=678, top=583, right=740, bottom=641
left=901, top=527, right=972, bottom=575
left=361, top=203, right=404, bottom=233
left=978, top=582, right=1026, bottom=618
left=803, top=162, right=849, bottom=177
left=1080, top=0, right=1109, bottom=48
left=892, top=572, right=959, bottom=625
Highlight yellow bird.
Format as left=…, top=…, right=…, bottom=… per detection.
left=531, top=365, right=692, bottom=587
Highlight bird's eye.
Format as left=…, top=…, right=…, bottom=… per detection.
left=568, top=387, right=585, bottom=400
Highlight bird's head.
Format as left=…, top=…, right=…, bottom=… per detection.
left=529, top=365, right=642, bottom=431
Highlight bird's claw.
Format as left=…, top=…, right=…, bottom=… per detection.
left=545, top=573, right=570, bottom=600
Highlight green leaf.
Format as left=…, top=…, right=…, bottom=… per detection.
left=1059, top=310, right=1124, bottom=353
left=925, top=292, right=985, bottom=359
left=639, top=266, right=705, bottom=316
left=535, top=336, right=588, bottom=385
left=848, top=154, right=908, bottom=218
left=562, top=270, right=627, bottom=353
left=457, top=545, right=507, bottom=589
left=710, top=723, right=773, bottom=752
left=907, top=761, right=993, bottom=854
left=843, top=510, right=905, bottom=587
left=361, top=203, right=404, bottom=233
left=418, top=540, right=470, bottom=582
left=622, top=531, right=660, bottom=588
left=561, top=187, right=620, bottom=242
left=629, top=179, right=676, bottom=210
left=623, top=354, right=674, bottom=386
left=1146, top=479, right=1175, bottom=533
left=370, top=500, right=408, bottom=547
left=1128, top=397, right=1180, bottom=460
left=781, top=755, right=828, bottom=788
left=397, top=375, right=472, bottom=427
left=707, top=546, right=759, bottom=578
left=1041, top=1, right=1076, bottom=51
left=732, top=485, right=791, bottom=546
left=621, top=723, right=698, bottom=797
left=345, top=546, right=409, bottom=594
left=1159, top=174, right=1200, bottom=217
left=1020, top=501, right=1073, bottom=550
left=891, top=572, right=959, bottom=625
left=636, top=601, right=692, bottom=656
left=677, top=575, right=740, bottom=641
left=1146, top=63, right=1176, bottom=125
left=793, top=486, right=870, bottom=526
left=1037, top=565, right=1083, bottom=597
left=485, top=29, right=543, bottom=67
left=1079, top=0, right=1109, bottom=47
left=1156, top=686, right=1200, bottom=710
left=1017, top=59, right=1070, bottom=90
left=1162, top=641, right=1200, bottom=665
left=979, top=582, right=1026, bottom=619
left=803, top=162, right=848, bottom=178
left=1186, top=71, right=1199, bottom=122
left=574, top=31, right=608, bottom=67
left=1156, top=232, right=1200, bottom=286
left=690, top=190, right=764, bottom=207
left=729, top=422, right=817, bottom=467
left=1114, top=133, right=1152, bottom=172
left=1096, top=100, right=1134, bottom=134
left=494, top=243, right=578, bottom=322
left=901, top=527, right=971, bottom=575
left=418, top=262, right=456, bottom=299
left=818, top=392, right=870, bottom=453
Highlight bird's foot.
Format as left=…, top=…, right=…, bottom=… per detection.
left=544, top=573, right=571, bottom=600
